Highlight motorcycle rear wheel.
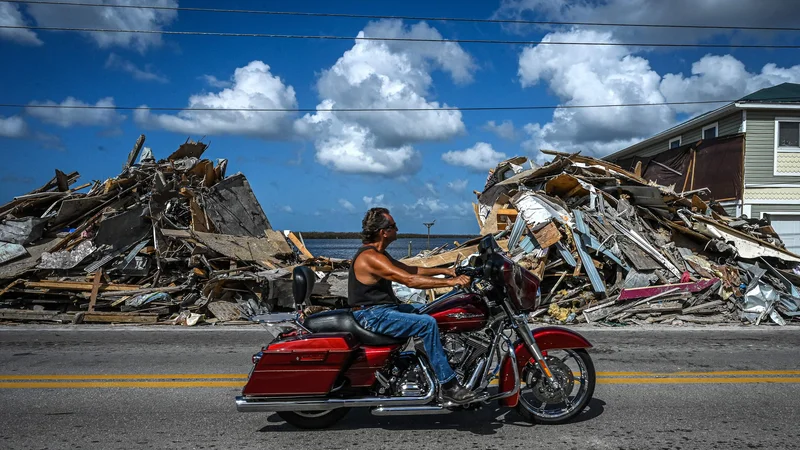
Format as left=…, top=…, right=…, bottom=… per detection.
left=277, top=408, right=350, bottom=429
left=515, top=348, right=595, bottom=425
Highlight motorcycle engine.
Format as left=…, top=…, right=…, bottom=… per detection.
left=379, top=353, right=430, bottom=397
left=442, top=330, right=493, bottom=383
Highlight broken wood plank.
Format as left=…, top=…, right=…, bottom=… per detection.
left=0, top=309, right=77, bottom=322
left=682, top=300, right=724, bottom=314
left=401, top=240, right=509, bottom=268
left=23, top=280, right=141, bottom=292
left=286, top=231, right=314, bottom=259
left=98, top=284, right=187, bottom=298
left=673, top=314, right=729, bottom=324
left=532, top=221, right=562, bottom=248
left=185, top=230, right=294, bottom=262
left=202, top=173, right=273, bottom=236
left=626, top=301, right=684, bottom=314
left=125, top=134, right=146, bottom=170
left=81, top=312, right=158, bottom=324
left=88, top=270, right=102, bottom=312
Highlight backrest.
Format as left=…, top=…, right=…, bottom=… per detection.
left=292, top=266, right=316, bottom=307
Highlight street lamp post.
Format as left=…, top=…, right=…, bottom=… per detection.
left=423, top=219, right=435, bottom=251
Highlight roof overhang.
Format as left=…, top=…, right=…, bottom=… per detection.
left=734, top=102, right=800, bottom=110
left=604, top=103, right=738, bottom=161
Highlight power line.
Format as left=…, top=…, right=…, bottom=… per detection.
left=6, top=0, right=800, bottom=33
left=1, top=99, right=750, bottom=112
left=3, top=24, right=800, bottom=49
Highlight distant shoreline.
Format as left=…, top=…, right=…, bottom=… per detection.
left=297, top=232, right=478, bottom=239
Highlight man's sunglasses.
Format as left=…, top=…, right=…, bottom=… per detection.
left=383, top=222, right=398, bottom=231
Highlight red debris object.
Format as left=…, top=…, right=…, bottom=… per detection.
left=618, top=278, right=719, bottom=302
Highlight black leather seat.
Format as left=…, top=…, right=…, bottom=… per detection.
left=304, top=309, right=407, bottom=346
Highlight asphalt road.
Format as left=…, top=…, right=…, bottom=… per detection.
left=1, top=324, right=799, bottom=450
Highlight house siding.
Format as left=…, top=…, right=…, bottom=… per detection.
left=750, top=203, right=800, bottom=217
left=744, top=110, right=800, bottom=185
left=622, top=111, right=743, bottom=158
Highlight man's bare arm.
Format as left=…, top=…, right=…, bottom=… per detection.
left=367, top=253, right=468, bottom=289
left=391, top=259, right=455, bottom=278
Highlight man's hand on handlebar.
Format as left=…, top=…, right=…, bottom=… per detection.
left=449, top=274, right=472, bottom=290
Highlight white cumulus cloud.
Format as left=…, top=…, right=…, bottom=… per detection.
left=483, top=120, right=517, bottom=140
left=26, top=97, right=125, bottom=128
left=199, top=74, right=232, bottom=89
left=363, top=194, right=387, bottom=209
left=447, top=179, right=468, bottom=192
left=134, top=60, right=297, bottom=139
left=338, top=199, right=355, bottom=212
left=105, top=53, right=168, bottom=83
left=518, top=30, right=672, bottom=149
left=424, top=182, right=438, bottom=196
left=280, top=205, right=293, bottom=213
left=661, top=55, right=800, bottom=115
left=0, top=3, right=42, bottom=45
left=517, top=28, right=800, bottom=161
left=296, top=20, right=474, bottom=176
left=26, top=0, right=178, bottom=52
left=442, top=142, right=508, bottom=172
left=0, top=115, right=28, bottom=138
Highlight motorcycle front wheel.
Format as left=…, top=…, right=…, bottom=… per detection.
left=515, top=348, right=595, bottom=424
left=277, top=408, right=350, bottom=429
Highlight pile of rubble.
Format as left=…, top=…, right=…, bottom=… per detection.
left=401, top=151, right=800, bottom=326
left=2, top=134, right=799, bottom=327
left=0, top=135, right=345, bottom=325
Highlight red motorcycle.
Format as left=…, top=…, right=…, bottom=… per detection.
left=235, top=235, right=596, bottom=429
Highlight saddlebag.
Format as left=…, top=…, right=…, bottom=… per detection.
left=242, top=332, right=357, bottom=397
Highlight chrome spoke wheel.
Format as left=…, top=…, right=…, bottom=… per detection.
left=516, top=348, right=595, bottom=424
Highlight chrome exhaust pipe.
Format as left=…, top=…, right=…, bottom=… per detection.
left=371, top=405, right=452, bottom=416
left=235, top=359, right=437, bottom=413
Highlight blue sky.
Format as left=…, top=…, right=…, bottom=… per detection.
left=2, top=0, right=800, bottom=234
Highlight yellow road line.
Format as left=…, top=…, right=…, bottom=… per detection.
left=597, top=370, right=800, bottom=377
left=0, top=381, right=245, bottom=389
left=3, top=370, right=798, bottom=381
left=600, top=377, right=800, bottom=384
left=0, top=374, right=248, bottom=381
left=1, top=377, right=800, bottom=389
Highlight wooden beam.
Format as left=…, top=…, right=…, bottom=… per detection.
left=401, top=240, right=509, bottom=268
left=286, top=231, right=314, bottom=259
left=81, top=312, right=158, bottom=324
left=88, top=270, right=102, bottom=312
left=0, top=309, right=76, bottom=322
left=24, top=280, right=141, bottom=292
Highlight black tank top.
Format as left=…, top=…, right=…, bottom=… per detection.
left=348, top=246, right=400, bottom=307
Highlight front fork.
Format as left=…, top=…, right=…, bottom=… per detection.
left=510, top=313, right=562, bottom=390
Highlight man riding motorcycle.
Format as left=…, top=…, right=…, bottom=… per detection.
left=348, top=207, right=475, bottom=403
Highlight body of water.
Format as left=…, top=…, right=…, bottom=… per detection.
left=303, top=237, right=475, bottom=260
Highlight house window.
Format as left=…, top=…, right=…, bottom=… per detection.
left=702, top=122, right=718, bottom=140
left=773, top=118, right=800, bottom=176
left=778, top=121, right=800, bottom=148
left=669, top=137, right=681, bottom=149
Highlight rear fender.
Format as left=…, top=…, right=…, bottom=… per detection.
left=498, top=327, right=592, bottom=407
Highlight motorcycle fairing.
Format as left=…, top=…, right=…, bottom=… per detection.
left=498, top=327, right=592, bottom=407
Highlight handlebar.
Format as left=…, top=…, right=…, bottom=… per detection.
left=455, top=265, right=483, bottom=278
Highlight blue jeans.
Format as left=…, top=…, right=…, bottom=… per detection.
left=353, top=303, right=456, bottom=384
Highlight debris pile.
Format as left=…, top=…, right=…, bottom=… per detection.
left=0, top=135, right=344, bottom=325
left=402, top=151, right=800, bottom=326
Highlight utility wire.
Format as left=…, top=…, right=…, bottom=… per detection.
left=2, top=24, right=800, bottom=48
left=1, top=99, right=761, bottom=112
left=5, top=0, right=800, bottom=33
